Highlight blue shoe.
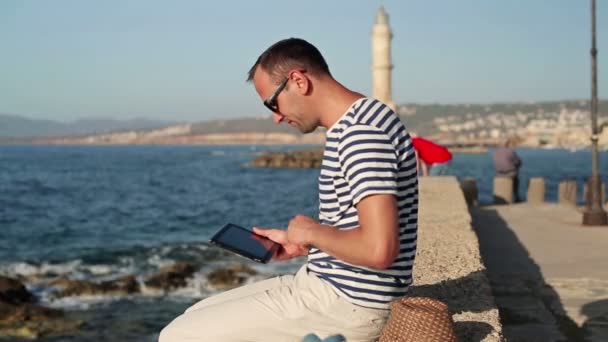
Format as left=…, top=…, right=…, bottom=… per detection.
left=301, top=333, right=346, bottom=342
left=301, top=334, right=323, bottom=342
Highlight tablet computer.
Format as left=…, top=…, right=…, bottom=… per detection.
left=209, top=223, right=279, bottom=263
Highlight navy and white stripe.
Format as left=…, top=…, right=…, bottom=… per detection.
left=308, top=98, right=419, bottom=309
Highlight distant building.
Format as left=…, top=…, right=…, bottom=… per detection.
left=371, top=6, right=397, bottom=111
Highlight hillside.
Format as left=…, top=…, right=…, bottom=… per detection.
left=2, top=100, right=607, bottom=148
left=190, top=117, right=305, bottom=135
left=0, top=114, right=174, bottom=138
left=398, top=100, right=608, bottom=135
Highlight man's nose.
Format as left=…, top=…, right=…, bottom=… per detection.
left=272, top=113, right=284, bottom=124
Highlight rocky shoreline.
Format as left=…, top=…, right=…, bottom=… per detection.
left=250, top=148, right=323, bottom=168
left=0, top=263, right=259, bottom=339
left=0, top=275, right=83, bottom=339
left=1, top=177, right=505, bottom=341
left=249, top=146, right=490, bottom=168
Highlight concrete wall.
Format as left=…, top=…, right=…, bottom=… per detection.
left=412, top=176, right=503, bottom=341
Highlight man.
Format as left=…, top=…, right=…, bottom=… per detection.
left=160, top=38, right=418, bottom=342
left=411, top=136, right=452, bottom=176
left=493, top=138, right=522, bottom=202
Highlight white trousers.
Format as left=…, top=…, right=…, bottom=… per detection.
left=159, top=265, right=388, bottom=342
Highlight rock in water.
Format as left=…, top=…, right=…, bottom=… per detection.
left=0, top=276, right=33, bottom=304
left=251, top=148, right=323, bottom=168
left=50, top=275, right=140, bottom=299
left=144, top=262, right=197, bottom=292
left=207, top=264, right=258, bottom=290
left=0, top=277, right=83, bottom=339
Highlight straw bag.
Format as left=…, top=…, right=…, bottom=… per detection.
left=379, top=297, right=458, bottom=342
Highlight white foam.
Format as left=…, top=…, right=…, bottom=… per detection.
left=26, top=262, right=307, bottom=311
left=167, top=273, right=211, bottom=298
left=117, top=256, right=138, bottom=272
left=159, top=245, right=174, bottom=255
left=138, top=271, right=211, bottom=299
left=146, top=254, right=175, bottom=270
left=86, top=264, right=115, bottom=275
left=44, top=294, right=127, bottom=309
left=0, top=260, right=82, bottom=277
left=0, top=246, right=306, bottom=311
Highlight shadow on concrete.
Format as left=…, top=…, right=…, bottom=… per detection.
left=581, top=299, right=608, bottom=340
left=454, top=321, right=495, bottom=342
left=407, top=270, right=497, bottom=341
left=408, top=271, right=494, bottom=314
left=492, top=196, right=510, bottom=205
left=471, top=207, right=584, bottom=342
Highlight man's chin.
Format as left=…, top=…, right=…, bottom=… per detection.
left=289, top=122, right=308, bottom=133
left=286, top=120, right=315, bottom=134
left=299, top=126, right=316, bottom=134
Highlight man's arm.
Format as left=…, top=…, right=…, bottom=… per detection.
left=287, top=193, right=400, bottom=269
left=512, top=150, right=522, bottom=168
left=420, top=160, right=429, bottom=176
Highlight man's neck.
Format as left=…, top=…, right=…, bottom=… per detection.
left=315, top=80, right=365, bottom=129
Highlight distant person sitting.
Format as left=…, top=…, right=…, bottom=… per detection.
left=493, top=138, right=522, bottom=202
left=412, top=137, right=452, bottom=176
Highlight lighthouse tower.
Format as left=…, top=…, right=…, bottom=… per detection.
left=371, top=6, right=397, bottom=111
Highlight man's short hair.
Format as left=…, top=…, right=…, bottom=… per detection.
left=247, top=38, right=331, bottom=83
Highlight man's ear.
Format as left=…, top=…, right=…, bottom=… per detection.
left=288, top=70, right=310, bottom=95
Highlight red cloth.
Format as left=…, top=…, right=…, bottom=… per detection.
left=412, top=137, right=452, bottom=164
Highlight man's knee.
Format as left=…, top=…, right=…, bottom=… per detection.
left=158, top=319, right=180, bottom=342
left=158, top=315, right=194, bottom=342
left=158, top=325, right=173, bottom=342
left=159, top=311, right=226, bottom=342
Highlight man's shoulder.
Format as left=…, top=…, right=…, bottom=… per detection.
left=340, top=100, right=401, bottom=133
left=351, top=97, right=395, bottom=118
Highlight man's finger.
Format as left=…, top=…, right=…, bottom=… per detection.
left=253, top=227, right=286, bottom=243
left=252, top=227, right=269, bottom=236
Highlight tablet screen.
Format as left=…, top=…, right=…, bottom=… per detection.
left=210, top=223, right=278, bottom=263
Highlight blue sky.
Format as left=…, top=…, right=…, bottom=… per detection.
left=1, top=0, right=607, bottom=122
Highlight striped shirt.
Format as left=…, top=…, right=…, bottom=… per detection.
left=307, top=98, right=419, bottom=309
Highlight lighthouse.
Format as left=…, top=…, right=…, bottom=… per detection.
left=371, top=6, right=397, bottom=112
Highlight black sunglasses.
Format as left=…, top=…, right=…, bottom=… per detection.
left=263, top=78, right=289, bottom=112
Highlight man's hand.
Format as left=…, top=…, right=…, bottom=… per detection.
left=284, top=195, right=400, bottom=269
left=250, top=233, right=279, bottom=251
left=287, top=214, right=319, bottom=246
left=253, top=227, right=309, bottom=261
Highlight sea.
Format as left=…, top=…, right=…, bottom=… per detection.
left=1, top=144, right=607, bottom=341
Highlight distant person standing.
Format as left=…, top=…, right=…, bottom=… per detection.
left=411, top=137, right=452, bottom=176
left=493, top=139, right=522, bottom=202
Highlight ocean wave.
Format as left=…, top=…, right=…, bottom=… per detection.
left=0, top=241, right=305, bottom=309
left=1, top=242, right=219, bottom=275
left=0, top=260, right=83, bottom=277
left=38, top=265, right=294, bottom=309
left=0, top=243, right=304, bottom=282
left=42, top=293, right=128, bottom=310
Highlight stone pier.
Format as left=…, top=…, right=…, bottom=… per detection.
left=558, top=180, right=578, bottom=206
left=415, top=177, right=503, bottom=341
left=527, top=177, right=546, bottom=204
left=471, top=203, right=608, bottom=341
left=493, top=177, right=514, bottom=204
left=250, top=150, right=608, bottom=340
